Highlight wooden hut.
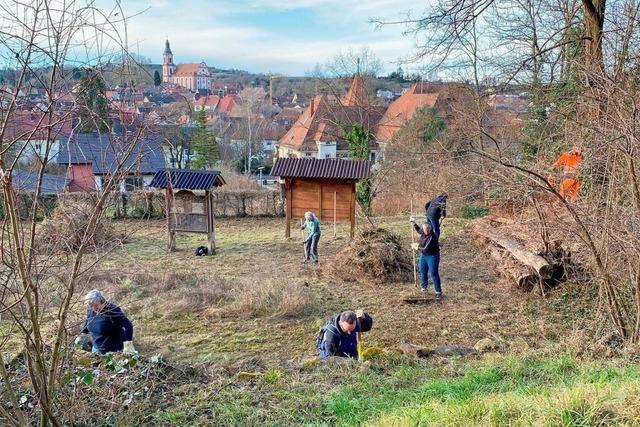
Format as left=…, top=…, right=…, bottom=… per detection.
left=149, top=169, right=225, bottom=254
left=271, top=158, right=371, bottom=238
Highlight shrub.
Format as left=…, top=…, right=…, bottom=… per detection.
left=460, top=204, right=489, bottom=219
left=39, top=195, right=124, bottom=253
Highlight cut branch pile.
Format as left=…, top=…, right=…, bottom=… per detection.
left=331, top=228, right=413, bottom=284
left=472, top=215, right=573, bottom=292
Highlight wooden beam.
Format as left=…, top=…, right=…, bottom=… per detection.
left=166, top=188, right=176, bottom=251
left=349, top=181, right=356, bottom=239
left=206, top=190, right=216, bottom=255
left=285, top=179, right=292, bottom=238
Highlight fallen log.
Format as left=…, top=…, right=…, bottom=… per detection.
left=475, top=227, right=553, bottom=279
left=488, top=246, right=538, bottom=290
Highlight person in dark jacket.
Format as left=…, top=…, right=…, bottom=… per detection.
left=81, top=289, right=135, bottom=355
left=424, top=192, right=447, bottom=238
left=410, top=218, right=442, bottom=300
left=317, top=310, right=358, bottom=358
left=336, top=310, right=374, bottom=359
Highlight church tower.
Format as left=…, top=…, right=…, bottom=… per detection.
left=162, top=39, right=175, bottom=83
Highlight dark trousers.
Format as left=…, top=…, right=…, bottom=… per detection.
left=305, top=234, right=320, bottom=262
left=419, top=253, right=442, bottom=294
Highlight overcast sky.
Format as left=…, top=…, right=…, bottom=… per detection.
left=104, top=0, right=427, bottom=76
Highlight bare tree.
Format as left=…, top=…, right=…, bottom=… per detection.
left=0, top=1, right=153, bottom=425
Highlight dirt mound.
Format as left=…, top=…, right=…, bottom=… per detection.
left=332, top=228, right=413, bottom=284
left=40, top=197, right=124, bottom=253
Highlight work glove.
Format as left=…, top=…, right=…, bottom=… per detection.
left=122, top=341, right=138, bottom=356
left=74, top=333, right=93, bottom=352
left=409, top=216, right=415, bottom=223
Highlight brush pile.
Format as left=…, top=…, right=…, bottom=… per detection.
left=332, top=228, right=413, bottom=284
left=39, top=196, right=123, bottom=253
left=5, top=349, right=208, bottom=425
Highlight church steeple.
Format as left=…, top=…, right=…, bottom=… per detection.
left=162, top=39, right=175, bottom=83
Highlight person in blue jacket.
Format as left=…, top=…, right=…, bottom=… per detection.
left=81, top=289, right=136, bottom=355
left=317, top=310, right=373, bottom=359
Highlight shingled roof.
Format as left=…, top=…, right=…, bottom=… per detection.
left=11, top=170, right=68, bottom=194
left=149, top=169, right=225, bottom=190
left=271, top=157, right=370, bottom=180
left=56, top=132, right=165, bottom=175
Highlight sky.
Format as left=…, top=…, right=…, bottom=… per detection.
left=101, top=0, right=428, bottom=76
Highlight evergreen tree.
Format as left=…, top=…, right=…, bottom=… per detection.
left=76, top=70, right=110, bottom=133
left=153, top=70, right=161, bottom=86
left=344, top=123, right=373, bottom=215
left=191, top=111, right=220, bottom=169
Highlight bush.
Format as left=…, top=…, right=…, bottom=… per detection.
left=39, top=195, right=124, bottom=253
left=460, top=204, right=489, bottom=219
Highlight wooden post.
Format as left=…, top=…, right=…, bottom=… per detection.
left=165, top=187, right=176, bottom=251
left=285, top=179, right=292, bottom=238
left=333, top=191, right=337, bottom=237
left=410, top=199, right=417, bottom=287
left=349, top=181, right=356, bottom=239
left=206, top=190, right=216, bottom=255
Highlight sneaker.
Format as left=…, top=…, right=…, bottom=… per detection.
left=421, top=287, right=428, bottom=293
left=435, top=293, right=443, bottom=302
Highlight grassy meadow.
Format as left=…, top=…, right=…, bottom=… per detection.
left=16, top=215, right=640, bottom=425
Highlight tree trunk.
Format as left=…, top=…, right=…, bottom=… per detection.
left=582, top=0, right=606, bottom=76
left=475, top=227, right=554, bottom=279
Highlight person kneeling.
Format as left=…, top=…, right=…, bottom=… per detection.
left=317, top=310, right=373, bottom=359
left=78, top=289, right=136, bottom=355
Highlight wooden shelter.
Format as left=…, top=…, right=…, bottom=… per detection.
left=271, top=158, right=371, bottom=238
left=149, top=169, right=225, bottom=254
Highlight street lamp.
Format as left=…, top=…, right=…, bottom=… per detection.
left=257, top=166, right=265, bottom=187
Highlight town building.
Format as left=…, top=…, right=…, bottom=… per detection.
left=277, top=74, right=384, bottom=161
left=162, top=40, right=212, bottom=93
left=56, top=132, right=165, bottom=192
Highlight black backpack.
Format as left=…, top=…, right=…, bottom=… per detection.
left=316, top=320, right=339, bottom=351
left=195, top=246, right=208, bottom=256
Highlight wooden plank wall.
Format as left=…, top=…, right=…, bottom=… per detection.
left=290, top=179, right=352, bottom=221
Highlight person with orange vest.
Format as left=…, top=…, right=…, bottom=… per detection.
left=548, top=146, right=582, bottom=202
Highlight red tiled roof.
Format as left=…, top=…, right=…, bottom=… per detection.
left=173, top=63, right=202, bottom=77
left=271, top=157, right=370, bottom=180
left=275, top=108, right=303, bottom=121
left=342, top=73, right=369, bottom=107
left=375, top=83, right=439, bottom=142
left=217, top=95, right=238, bottom=114
left=278, top=95, right=384, bottom=152
left=194, top=95, right=220, bottom=108
left=3, top=111, right=73, bottom=140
